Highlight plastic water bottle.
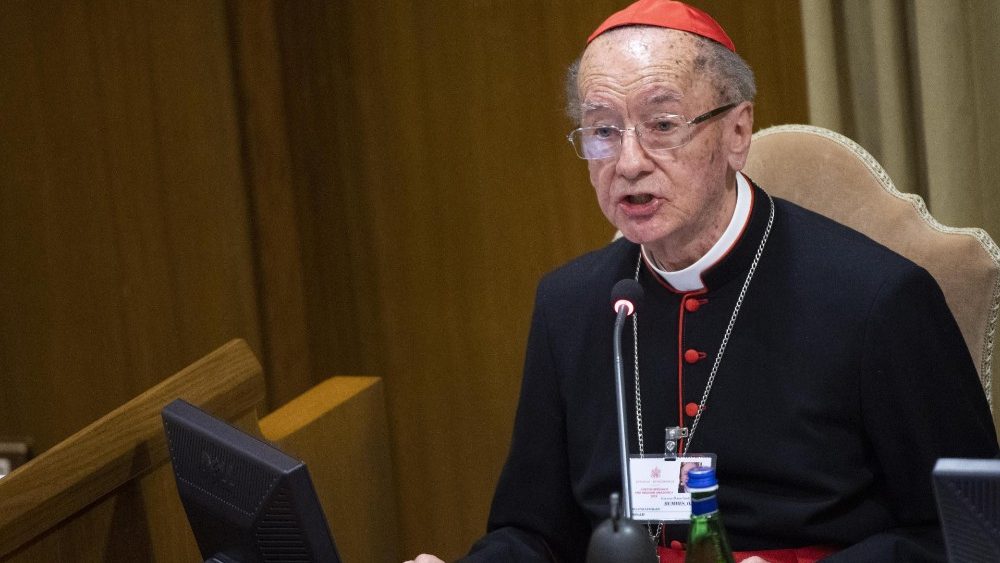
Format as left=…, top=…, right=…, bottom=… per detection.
left=684, top=467, right=734, bottom=563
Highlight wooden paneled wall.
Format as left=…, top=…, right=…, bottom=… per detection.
left=0, top=1, right=261, bottom=451
left=0, top=0, right=806, bottom=560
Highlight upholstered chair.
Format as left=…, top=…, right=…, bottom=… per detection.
left=743, top=124, right=1000, bottom=430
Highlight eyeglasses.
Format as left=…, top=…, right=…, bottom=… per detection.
left=566, top=103, right=737, bottom=160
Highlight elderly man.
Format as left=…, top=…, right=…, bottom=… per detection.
left=408, top=1, right=998, bottom=562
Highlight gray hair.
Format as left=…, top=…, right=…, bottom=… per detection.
left=564, top=30, right=756, bottom=125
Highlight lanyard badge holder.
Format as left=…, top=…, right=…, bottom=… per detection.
left=664, top=426, right=688, bottom=459
left=628, top=427, right=716, bottom=523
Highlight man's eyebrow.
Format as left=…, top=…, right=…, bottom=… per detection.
left=581, top=101, right=613, bottom=114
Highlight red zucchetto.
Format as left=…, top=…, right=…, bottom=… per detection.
left=587, top=0, right=736, bottom=52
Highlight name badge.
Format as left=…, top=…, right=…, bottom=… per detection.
left=628, top=454, right=716, bottom=522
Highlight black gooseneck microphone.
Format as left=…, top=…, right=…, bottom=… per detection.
left=585, top=279, right=656, bottom=563
left=610, top=278, right=644, bottom=516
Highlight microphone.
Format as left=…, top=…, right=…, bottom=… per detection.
left=586, top=279, right=654, bottom=562
left=611, top=279, right=643, bottom=317
left=611, top=278, right=642, bottom=317
left=610, top=279, right=643, bottom=517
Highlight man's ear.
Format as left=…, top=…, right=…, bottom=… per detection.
left=726, top=101, right=754, bottom=171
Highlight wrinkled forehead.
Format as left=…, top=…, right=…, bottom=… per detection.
left=578, top=27, right=706, bottom=106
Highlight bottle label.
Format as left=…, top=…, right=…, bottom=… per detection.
left=691, top=494, right=719, bottom=516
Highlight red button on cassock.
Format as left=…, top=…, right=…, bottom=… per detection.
left=685, top=402, right=699, bottom=417
left=684, top=349, right=705, bottom=364
left=684, top=298, right=702, bottom=312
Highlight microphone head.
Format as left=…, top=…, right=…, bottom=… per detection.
left=610, top=279, right=644, bottom=316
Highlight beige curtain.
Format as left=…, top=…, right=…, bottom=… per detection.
left=800, top=0, right=1000, bottom=241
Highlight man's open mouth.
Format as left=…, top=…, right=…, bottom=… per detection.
left=625, top=194, right=654, bottom=205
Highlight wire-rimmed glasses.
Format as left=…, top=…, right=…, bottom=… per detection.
left=566, top=103, right=737, bottom=160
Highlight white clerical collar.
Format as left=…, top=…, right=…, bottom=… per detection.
left=642, top=173, right=752, bottom=292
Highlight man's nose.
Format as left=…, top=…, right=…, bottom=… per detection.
left=616, top=129, right=652, bottom=176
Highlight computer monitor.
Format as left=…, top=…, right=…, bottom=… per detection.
left=162, top=398, right=342, bottom=563
left=932, top=457, right=1000, bottom=562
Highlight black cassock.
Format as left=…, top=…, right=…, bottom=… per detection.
left=462, top=182, right=998, bottom=563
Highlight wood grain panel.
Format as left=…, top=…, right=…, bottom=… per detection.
left=0, top=1, right=261, bottom=451
left=267, top=2, right=609, bottom=557
left=224, top=0, right=314, bottom=410
left=262, top=377, right=399, bottom=563
left=3, top=465, right=204, bottom=563
left=693, top=0, right=810, bottom=129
